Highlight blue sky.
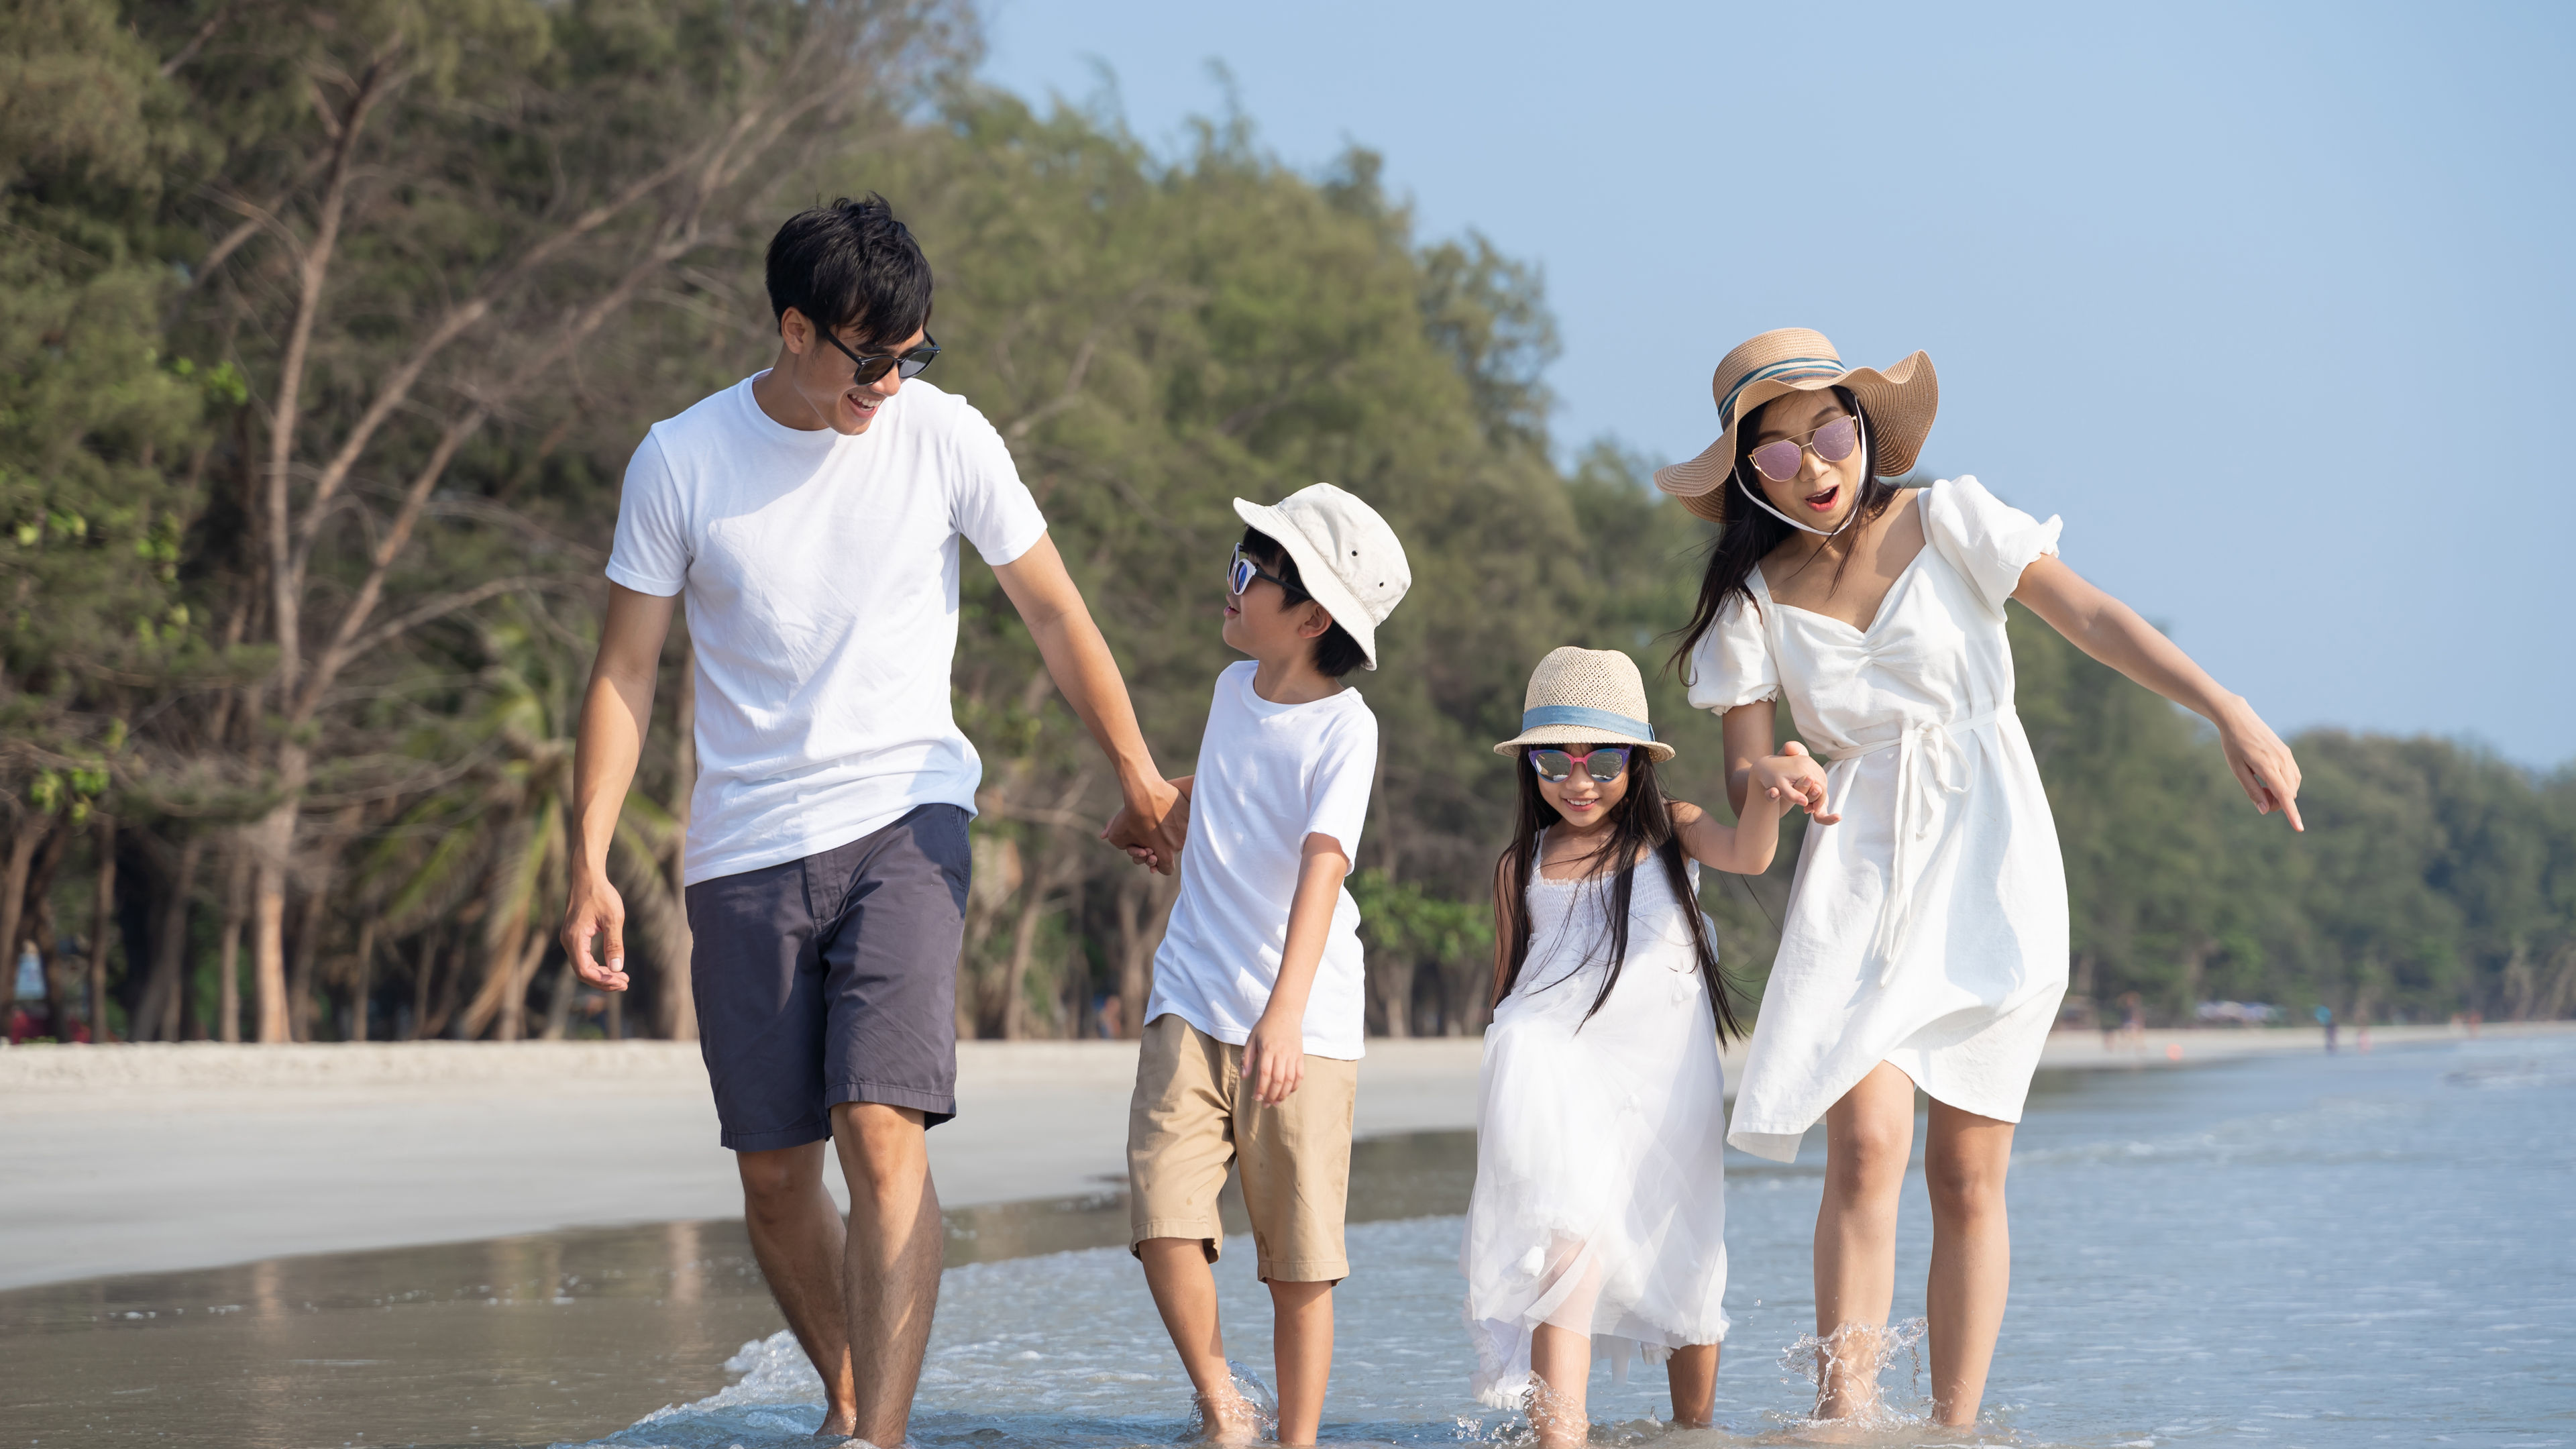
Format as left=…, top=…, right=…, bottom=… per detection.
left=979, top=1, right=2575, bottom=767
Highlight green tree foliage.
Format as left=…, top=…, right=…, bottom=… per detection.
left=2, top=0, right=2568, bottom=1043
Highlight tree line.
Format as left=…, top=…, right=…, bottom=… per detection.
left=3, top=0, right=2569, bottom=1046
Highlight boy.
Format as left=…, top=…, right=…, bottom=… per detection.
left=1106, top=482, right=1410, bottom=1444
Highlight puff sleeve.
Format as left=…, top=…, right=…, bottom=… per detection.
left=1684, top=591, right=1778, bottom=713
left=1921, top=475, right=2062, bottom=616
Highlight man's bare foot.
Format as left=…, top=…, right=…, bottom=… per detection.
left=1189, top=1385, right=1260, bottom=1444
left=814, top=1407, right=858, bottom=1440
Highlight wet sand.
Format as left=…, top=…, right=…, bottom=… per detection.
left=1, top=1022, right=2557, bottom=1291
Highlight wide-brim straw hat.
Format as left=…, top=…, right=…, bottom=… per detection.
left=1233, top=482, right=1411, bottom=671
left=1492, top=646, right=1676, bottom=763
left=1652, top=327, right=1937, bottom=525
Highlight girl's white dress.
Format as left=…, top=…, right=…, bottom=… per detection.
left=1463, top=845, right=1730, bottom=1407
left=1688, top=476, right=2070, bottom=1161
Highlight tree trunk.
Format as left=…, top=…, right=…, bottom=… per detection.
left=347, top=917, right=376, bottom=1042
left=138, top=837, right=205, bottom=1042
left=217, top=845, right=248, bottom=1042
left=0, top=810, right=45, bottom=1013
left=250, top=786, right=298, bottom=1042
left=654, top=642, right=698, bottom=1042
left=288, top=871, right=329, bottom=1042
left=1112, top=871, right=1180, bottom=1042
left=86, top=816, right=117, bottom=1042
left=998, top=846, right=1083, bottom=1041
left=408, top=935, right=436, bottom=1040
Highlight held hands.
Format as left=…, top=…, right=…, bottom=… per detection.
left=559, top=869, right=632, bottom=993
left=2216, top=698, right=2306, bottom=831
left=1241, top=1007, right=1306, bottom=1107
left=1752, top=741, right=1840, bottom=824
left=1102, top=775, right=1189, bottom=873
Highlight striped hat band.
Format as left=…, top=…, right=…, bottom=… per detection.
left=1718, top=358, right=1849, bottom=427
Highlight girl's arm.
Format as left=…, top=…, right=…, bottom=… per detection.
left=1672, top=757, right=1792, bottom=874
left=2012, top=555, right=2304, bottom=830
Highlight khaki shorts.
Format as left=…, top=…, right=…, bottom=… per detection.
left=1127, top=1014, right=1358, bottom=1283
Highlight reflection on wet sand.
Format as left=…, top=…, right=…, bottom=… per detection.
left=0, top=1131, right=1480, bottom=1448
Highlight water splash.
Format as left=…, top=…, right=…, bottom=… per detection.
left=1181, top=1360, right=1278, bottom=1442
left=1770, top=1318, right=1929, bottom=1433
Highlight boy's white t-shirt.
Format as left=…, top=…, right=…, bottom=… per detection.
left=1146, top=661, right=1380, bottom=1060
left=605, top=374, right=1048, bottom=885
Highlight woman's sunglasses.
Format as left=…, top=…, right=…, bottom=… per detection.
left=1528, top=746, right=1631, bottom=784
left=822, top=329, right=941, bottom=386
left=1746, top=413, right=1860, bottom=484
left=1227, top=544, right=1303, bottom=602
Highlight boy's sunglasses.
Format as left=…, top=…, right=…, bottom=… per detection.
left=822, top=329, right=941, bottom=386
left=1528, top=746, right=1631, bottom=784
left=1228, top=544, right=1303, bottom=602
left=1746, top=413, right=1860, bottom=484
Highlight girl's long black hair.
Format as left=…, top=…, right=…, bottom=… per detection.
left=1489, top=747, right=1747, bottom=1042
left=1668, top=386, right=1899, bottom=678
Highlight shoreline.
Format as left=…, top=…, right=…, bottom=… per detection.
left=3, top=1022, right=2564, bottom=1292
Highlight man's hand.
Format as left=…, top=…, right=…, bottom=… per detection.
left=1242, top=1008, right=1306, bottom=1107
left=559, top=869, right=632, bottom=991
left=1103, top=775, right=1191, bottom=873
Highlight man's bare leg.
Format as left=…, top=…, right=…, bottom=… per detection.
left=1138, top=1237, right=1257, bottom=1442
left=1267, top=1279, right=1333, bottom=1445
left=737, top=1142, right=859, bottom=1436
left=1667, top=1342, right=1719, bottom=1428
left=830, top=1102, right=943, bottom=1446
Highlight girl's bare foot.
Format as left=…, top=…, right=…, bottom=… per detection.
left=1190, top=1385, right=1259, bottom=1444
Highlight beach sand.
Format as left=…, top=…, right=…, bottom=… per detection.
left=2, top=1022, right=2559, bottom=1291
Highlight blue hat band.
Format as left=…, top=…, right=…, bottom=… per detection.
left=1520, top=704, right=1655, bottom=742
left=1717, top=357, right=1848, bottom=427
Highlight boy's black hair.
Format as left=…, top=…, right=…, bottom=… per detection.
left=765, top=194, right=933, bottom=346
left=1240, top=527, right=1370, bottom=678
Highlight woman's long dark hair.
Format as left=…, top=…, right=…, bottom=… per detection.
left=1489, top=747, right=1747, bottom=1042
left=1668, top=386, right=1898, bottom=678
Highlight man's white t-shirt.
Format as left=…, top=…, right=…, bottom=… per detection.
left=1146, top=661, right=1379, bottom=1060
left=605, top=374, right=1048, bottom=885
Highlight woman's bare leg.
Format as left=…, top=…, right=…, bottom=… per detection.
left=1527, top=1322, right=1592, bottom=1449
left=1666, top=1342, right=1719, bottom=1427
left=1922, top=1100, right=2015, bottom=1426
left=1813, top=1062, right=1917, bottom=1419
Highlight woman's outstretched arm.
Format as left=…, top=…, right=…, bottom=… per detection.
left=2012, top=555, right=2305, bottom=830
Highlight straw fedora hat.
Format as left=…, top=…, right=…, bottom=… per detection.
left=1492, top=647, right=1676, bottom=763
left=1652, top=327, right=1938, bottom=524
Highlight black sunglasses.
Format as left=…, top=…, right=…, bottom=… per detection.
left=820, top=329, right=940, bottom=386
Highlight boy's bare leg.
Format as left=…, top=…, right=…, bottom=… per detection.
left=830, top=1102, right=943, bottom=1446
left=1666, top=1342, right=1719, bottom=1428
left=1139, top=1237, right=1256, bottom=1441
left=1268, top=1279, right=1334, bottom=1445
left=1923, top=1100, right=2015, bottom=1427
left=735, top=1142, right=859, bottom=1436
left=1527, top=1321, right=1591, bottom=1449
left=1813, top=1062, right=1916, bottom=1421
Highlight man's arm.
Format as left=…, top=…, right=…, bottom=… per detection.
left=991, top=535, right=1186, bottom=871
left=1243, top=832, right=1348, bottom=1106
left=559, top=583, right=679, bottom=989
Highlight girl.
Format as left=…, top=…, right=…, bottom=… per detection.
left=1657, top=329, right=2304, bottom=1426
left=1462, top=646, right=1812, bottom=1448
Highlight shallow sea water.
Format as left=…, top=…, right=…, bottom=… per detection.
left=5, top=1034, right=2571, bottom=1448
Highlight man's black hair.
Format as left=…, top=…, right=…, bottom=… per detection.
left=765, top=194, right=933, bottom=347
left=1240, top=527, right=1370, bottom=678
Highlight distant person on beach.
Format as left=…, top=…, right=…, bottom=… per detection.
left=1103, top=485, right=1409, bottom=1444
left=559, top=195, right=1185, bottom=1445
left=1662, top=329, right=2306, bottom=1427
left=1461, top=647, right=1799, bottom=1446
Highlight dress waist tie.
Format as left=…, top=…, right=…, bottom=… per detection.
left=1821, top=707, right=2004, bottom=985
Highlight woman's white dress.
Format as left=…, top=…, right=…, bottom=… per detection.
left=1463, top=846, right=1731, bottom=1407
left=1687, top=476, right=2070, bottom=1162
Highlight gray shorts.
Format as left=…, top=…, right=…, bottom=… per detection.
left=684, top=804, right=970, bottom=1151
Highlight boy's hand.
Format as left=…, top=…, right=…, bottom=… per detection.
left=1752, top=741, right=1839, bottom=824
left=1243, top=1008, right=1306, bottom=1106
left=1102, top=777, right=1191, bottom=873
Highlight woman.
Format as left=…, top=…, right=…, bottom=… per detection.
left=1658, top=329, right=2303, bottom=1427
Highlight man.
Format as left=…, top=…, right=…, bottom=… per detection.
left=560, top=195, right=1183, bottom=1444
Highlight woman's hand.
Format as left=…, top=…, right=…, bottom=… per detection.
left=2216, top=699, right=2305, bottom=831
left=1753, top=741, right=1839, bottom=824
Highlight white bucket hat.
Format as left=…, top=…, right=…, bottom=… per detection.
left=1491, top=646, right=1676, bottom=762
left=1233, top=482, right=1411, bottom=670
